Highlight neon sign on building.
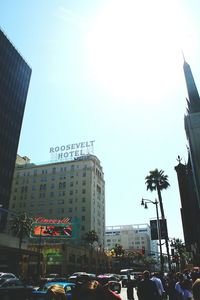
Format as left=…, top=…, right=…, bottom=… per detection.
left=31, top=217, right=73, bottom=238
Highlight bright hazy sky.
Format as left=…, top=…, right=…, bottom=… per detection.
left=1, top=0, right=200, bottom=245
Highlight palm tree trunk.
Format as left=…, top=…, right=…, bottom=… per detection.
left=156, top=185, right=171, bottom=272
left=18, top=234, right=23, bottom=276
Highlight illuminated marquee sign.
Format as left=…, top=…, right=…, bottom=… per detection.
left=31, top=217, right=72, bottom=238
left=50, top=140, right=95, bottom=162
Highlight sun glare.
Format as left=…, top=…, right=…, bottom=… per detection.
left=86, top=0, right=195, bottom=102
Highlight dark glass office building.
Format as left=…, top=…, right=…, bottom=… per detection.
left=0, top=28, right=32, bottom=229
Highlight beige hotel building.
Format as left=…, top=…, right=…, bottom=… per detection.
left=9, top=154, right=105, bottom=248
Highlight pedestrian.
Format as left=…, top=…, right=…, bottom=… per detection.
left=181, top=279, right=193, bottom=300
left=174, top=272, right=184, bottom=300
left=151, top=272, right=165, bottom=299
left=137, top=270, right=159, bottom=300
left=126, top=275, right=135, bottom=300
left=192, top=278, right=200, bottom=300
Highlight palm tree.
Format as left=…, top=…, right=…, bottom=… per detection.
left=84, top=229, right=99, bottom=246
left=11, top=212, right=33, bottom=250
left=113, top=244, right=125, bottom=257
left=10, top=212, right=33, bottom=275
left=145, top=168, right=171, bottom=271
left=170, top=238, right=189, bottom=271
left=84, top=230, right=99, bottom=272
left=145, top=169, right=170, bottom=219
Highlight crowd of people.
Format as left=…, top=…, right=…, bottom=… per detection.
left=43, top=269, right=200, bottom=300
left=126, top=268, right=200, bottom=300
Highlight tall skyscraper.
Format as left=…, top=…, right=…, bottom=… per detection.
left=0, top=28, right=32, bottom=229
left=9, top=154, right=105, bottom=248
left=175, top=59, right=200, bottom=264
left=183, top=60, right=200, bottom=206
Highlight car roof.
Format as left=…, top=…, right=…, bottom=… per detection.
left=45, top=281, right=75, bottom=287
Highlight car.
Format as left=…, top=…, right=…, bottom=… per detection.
left=68, top=272, right=96, bottom=283
left=31, top=281, right=76, bottom=300
left=0, top=278, right=33, bottom=288
left=0, top=278, right=34, bottom=300
left=97, top=275, right=121, bottom=294
left=0, top=273, right=17, bottom=280
left=39, top=273, right=67, bottom=288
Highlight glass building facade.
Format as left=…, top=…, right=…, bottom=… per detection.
left=0, top=28, right=32, bottom=229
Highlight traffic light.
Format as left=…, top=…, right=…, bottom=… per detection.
left=142, top=246, right=145, bottom=255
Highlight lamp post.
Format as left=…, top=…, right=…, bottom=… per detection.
left=141, top=198, right=164, bottom=273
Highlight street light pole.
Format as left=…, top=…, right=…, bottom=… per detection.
left=141, top=198, right=164, bottom=273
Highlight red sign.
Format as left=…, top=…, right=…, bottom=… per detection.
left=34, top=217, right=70, bottom=224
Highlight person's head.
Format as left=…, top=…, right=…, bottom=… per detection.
left=143, top=270, right=150, bottom=280
left=192, top=278, right=200, bottom=300
left=76, top=274, right=91, bottom=286
left=46, top=284, right=66, bottom=300
left=182, top=279, right=192, bottom=290
left=177, top=272, right=184, bottom=283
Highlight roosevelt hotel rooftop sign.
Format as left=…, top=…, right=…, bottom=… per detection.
left=50, top=140, right=95, bottom=162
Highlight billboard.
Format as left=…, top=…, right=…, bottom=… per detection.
left=30, top=217, right=73, bottom=238
left=150, top=219, right=168, bottom=240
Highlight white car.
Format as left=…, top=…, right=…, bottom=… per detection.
left=0, top=273, right=17, bottom=279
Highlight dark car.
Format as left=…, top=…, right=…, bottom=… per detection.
left=0, top=278, right=34, bottom=300
left=31, top=281, right=76, bottom=300
left=97, top=275, right=121, bottom=294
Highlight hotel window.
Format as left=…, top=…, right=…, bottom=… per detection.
left=68, top=207, right=72, bottom=212
left=82, top=198, right=85, bottom=203
left=58, top=199, right=64, bottom=204
left=81, top=225, right=85, bottom=231
left=82, top=172, right=86, bottom=177
left=82, top=207, right=86, bottom=212
left=70, top=182, right=73, bottom=187
left=69, top=190, right=73, bottom=195
left=82, top=216, right=85, bottom=221
left=82, top=180, right=86, bottom=186
left=82, top=189, right=86, bottom=194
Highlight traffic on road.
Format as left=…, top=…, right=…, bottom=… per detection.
left=0, top=268, right=199, bottom=300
